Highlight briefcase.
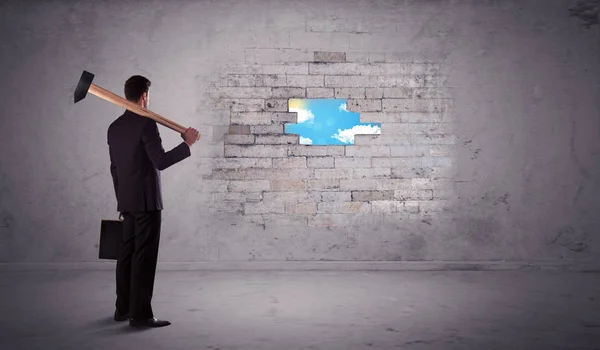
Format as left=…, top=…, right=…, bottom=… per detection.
left=99, top=216, right=123, bottom=260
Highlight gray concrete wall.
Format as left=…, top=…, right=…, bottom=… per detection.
left=0, top=0, right=598, bottom=263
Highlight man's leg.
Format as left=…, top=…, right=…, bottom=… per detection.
left=129, top=210, right=161, bottom=320
left=115, top=212, right=135, bottom=317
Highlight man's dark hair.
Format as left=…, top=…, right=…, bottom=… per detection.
left=124, top=75, right=151, bottom=101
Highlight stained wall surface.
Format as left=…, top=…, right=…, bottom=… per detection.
left=0, top=0, right=598, bottom=263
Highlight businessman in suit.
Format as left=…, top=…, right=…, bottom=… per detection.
left=107, top=75, right=199, bottom=328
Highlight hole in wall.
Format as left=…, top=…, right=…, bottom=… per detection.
left=284, top=99, right=381, bottom=145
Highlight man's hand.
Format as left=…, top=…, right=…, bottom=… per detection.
left=181, top=127, right=200, bottom=147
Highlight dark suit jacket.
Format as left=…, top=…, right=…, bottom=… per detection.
left=107, top=110, right=191, bottom=213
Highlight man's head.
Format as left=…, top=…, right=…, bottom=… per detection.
left=124, top=75, right=151, bottom=108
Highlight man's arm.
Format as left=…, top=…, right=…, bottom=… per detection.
left=141, top=119, right=191, bottom=171
left=108, top=134, right=118, bottom=199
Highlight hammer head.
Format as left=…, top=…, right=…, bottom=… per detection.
left=74, top=70, right=94, bottom=103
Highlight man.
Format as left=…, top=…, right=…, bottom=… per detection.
left=107, top=75, right=199, bottom=328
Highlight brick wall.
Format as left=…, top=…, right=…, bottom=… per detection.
left=203, top=51, right=457, bottom=233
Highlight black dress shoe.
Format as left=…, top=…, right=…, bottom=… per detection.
left=114, top=309, right=129, bottom=322
left=129, top=317, right=171, bottom=328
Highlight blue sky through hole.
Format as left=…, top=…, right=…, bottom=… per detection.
left=284, top=99, right=381, bottom=145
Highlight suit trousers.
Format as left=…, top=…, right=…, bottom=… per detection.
left=115, top=210, right=161, bottom=320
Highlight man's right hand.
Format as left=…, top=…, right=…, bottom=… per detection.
left=182, top=127, right=200, bottom=147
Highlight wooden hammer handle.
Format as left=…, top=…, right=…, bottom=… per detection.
left=88, top=84, right=200, bottom=140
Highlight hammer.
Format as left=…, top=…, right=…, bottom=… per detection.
left=74, top=70, right=199, bottom=140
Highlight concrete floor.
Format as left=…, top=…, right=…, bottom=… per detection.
left=0, top=270, right=599, bottom=350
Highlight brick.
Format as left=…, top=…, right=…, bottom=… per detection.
left=339, top=179, right=378, bottom=190
left=250, top=125, right=284, bottom=134
left=256, top=134, right=299, bottom=145
left=213, top=192, right=248, bottom=202
left=209, top=99, right=264, bottom=112
left=314, top=51, right=346, bottom=62
left=314, top=168, right=353, bottom=179
left=365, top=88, right=384, bottom=99
left=298, top=191, right=326, bottom=203
left=288, top=145, right=345, bottom=157
left=307, top=88, right=334, bottom=98
left=353, top=134, right=410, bottom=146
left=227, top=75, right=264, bottom=87
left=218, top=63, right=263, bottom=75
left=382, top=123, right=453, bottom=135
left=215, top=156, right=271, bottom=170
left=262, top=63, right=309, bottom=75
left=271, top=87, right=306, bottom=98
left=334, top=88, right=366, bottom=99
left=412, top=135, right=456, bottom=145
left=371, top=200, right=398, bottom=213
left=209, top=201, right=243, bottom=214
left=376, top=179, right=413, bottom=191
left=419, top=200, right=453, bottom=212
left=209, top=87, right=272, bottom=99
left=399, top=201, right=420, bottom=214
left=424, top=75, right=448, bottom=87
left=286, top=75, right=324, bottom=87
left=394, top=189, right=433, bottom=200
left=345, top=52, right=368, bottom=63
left=263, top=191, right=307, bottom=203
left=261, top=74, right=288, bottom=86
left=265, top=99, right=289, bottom=111
left=353, top=168, right=391, bottom=178
left=212, top=168, right=311, bottom=180
left=244, top=201, right=285, bottom=214
left=228, top=125, right=250, bottom=134
left=307, top=179, right=340, bottom=191
left=309, top=63, right=431, bottom=76
left=286, top=202, right=317, bottom=215
left=351, top=190, right=393, bottom=201
left=382, top=99, right=449, bottom=113
left=382, top=88, right=413, bottom=98
left=245, top=192, right=263, bottom=202
left=231, top=112, right=297, bottom=125
left=273, top=157, right=307, bottom=168
left=320, top=191, right=352, bottom=202
left=389, top=145, right=429, bottom=157
left=402, top=113, right=445, bottom=123
left=271, top=180, right=306, bottom=191
left=307, top=156, right=334, bottom=168
left=377, top=75, right=424, bottom=88
left=334, top=157, right=371, bottom=168
left=345, top=146, right=390, bottom=157
left=227, top=180, right=271, bottom=192
left=325, top=75, right=379, bottom=87
left=374, top=157, right=424, bottom=168
left=391, top=167, right=432, bottom=179
left=224, top=134, right=255, bottom=144
left=346, top=99, right=382, bottom=112
left=318, top=202, right=371, bottom=214
left=224, top=145, right=288, bottom=158
left=413, top=87, right=453, bottom=99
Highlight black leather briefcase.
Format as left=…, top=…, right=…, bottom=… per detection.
left=99, top=216, right=123, bottom=260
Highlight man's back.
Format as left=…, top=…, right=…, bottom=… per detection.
left=107, top=110, right=191, bottom=213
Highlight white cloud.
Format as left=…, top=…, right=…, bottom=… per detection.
left=339, top=103, right=348, bottom=112
left=331, top=124, right=381, bottom=144
left=299, top=136, right=313, bottom=145
left=289, top=107, right=315, bottom=123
